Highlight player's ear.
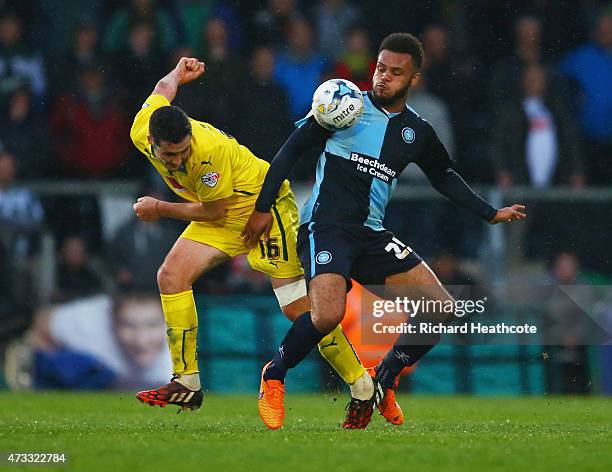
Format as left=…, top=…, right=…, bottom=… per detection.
left=410, top=72, right=421, bottom=88
left=147, top=135, right=153, bottom=145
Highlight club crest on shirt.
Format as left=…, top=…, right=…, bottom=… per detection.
left=202, top=171, right=220, bottom=188
left=402, top=127, right=415, bottom=144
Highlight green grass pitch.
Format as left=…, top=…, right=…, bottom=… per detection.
left=1, top=392, right=610, bottom=471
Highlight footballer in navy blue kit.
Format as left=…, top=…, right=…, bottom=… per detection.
left=294, top=91, right=444, bottom=287
left=243, top=33, right=527, bottom=430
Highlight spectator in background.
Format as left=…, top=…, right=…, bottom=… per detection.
left=108, top=189, right=180, bottom=292
left=34, top=1, right=102, bottom=57
left=543, top=251, right=592, bottom=394
left=491, top=15, right=544, bottom=108
left=233, top=46, right=292, bottom=161
left=169, top=43, right=232, bottom=152
left=0, top=148, right=44, bottom=305
left=0, top=10, right=46, bottom=107
left=0, top=85, right=50, bottom=178
left=250, top=0, right=300, bottom=48
left=204, top=2, right=242, bottom=52
left=102, top=0, right=178, bottom=54
left=493, top=64, right=584, bottom=262
left=333, top=25, right=375, bottom=91
left=114, top=20, right=165, bottom=113
left=178, top=0, right=213, bottom=51
left=492, top=63, right=584, bottom=188
left=274, top=18, right=328, bottom=118
left=420, top=23, right=483, bottom=180
left=421, top=24, right=462, bottom=114
left=191, top=17, right=241, bottom=130
left=559, top=7, right=612, bottom=185
left=0, top=148, right=44, bottom=262
left=50, top=64, right=130, bottom=178
left=49, top=21, right=104, bottom=95
left=314, top=0, right=361, bottom=57
left=31, top=292, right=171, bottom=390
left=464, top=1, right=589, bottom=66
left=53, top=235, right=104, bottom=303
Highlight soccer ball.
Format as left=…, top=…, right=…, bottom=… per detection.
left=311, top=79, right=364, bottom=130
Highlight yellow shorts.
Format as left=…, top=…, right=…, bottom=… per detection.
left=180, top=188, right=304, bottom=279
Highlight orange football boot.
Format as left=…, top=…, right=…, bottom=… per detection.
left=367, top=367, right=404, bottom=425
left=258, top=361, right=285, bottom=430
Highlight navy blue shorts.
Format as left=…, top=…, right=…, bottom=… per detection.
left=297, top=222, right=422, bottom=289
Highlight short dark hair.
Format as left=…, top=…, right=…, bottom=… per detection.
left=149, top=106, right=192, bottom=144
left=378, top=32, right=424, bottom=69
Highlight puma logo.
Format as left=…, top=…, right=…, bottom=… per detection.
left=319, top=337, right=338, bottom=349
left=201, top=157, right=212, bottom=166
left=269, top=261, right=279, bottom=268
left=394, top=350, right=411, bottom=363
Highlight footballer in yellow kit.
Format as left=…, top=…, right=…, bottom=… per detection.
left=131, top=93, right=301, bottom=279
left=130, top=57, right=371, bottom=424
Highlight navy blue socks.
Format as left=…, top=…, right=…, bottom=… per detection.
left=264, top=312, right=324, bottom=382
left=376, top=342, right=438, bottom=389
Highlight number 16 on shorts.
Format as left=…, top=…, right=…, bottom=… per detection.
left=259, top=237, right=280, bottom=260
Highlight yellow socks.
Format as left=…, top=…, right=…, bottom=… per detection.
left=158, top=292, right=366, bottom=395
left=317, top=325, right=367, bottom=386
left=160, top=290, right=199, bottom=378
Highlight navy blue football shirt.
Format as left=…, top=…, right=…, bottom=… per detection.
left=256, top=91, right=496, bottom=227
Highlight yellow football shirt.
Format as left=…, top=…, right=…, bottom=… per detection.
left=130, top=94, right=285, bottom=220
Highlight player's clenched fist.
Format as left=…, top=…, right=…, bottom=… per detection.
left=175, top=57, right=205, bottom=85
left=133, top=196, right=161, bottom=222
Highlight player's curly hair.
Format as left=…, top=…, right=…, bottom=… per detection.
left=149, top=106, right=192, bottom=144
left=378, top=32, right=424, bottom=69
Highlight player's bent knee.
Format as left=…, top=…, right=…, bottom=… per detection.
left=157, top=263, right=186, bottom=293
left=311, top=292, right=346, bottom=331
left=156, top=265, right=172, bottom=292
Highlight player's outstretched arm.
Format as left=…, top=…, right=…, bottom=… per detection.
left=417, top=125, right=526, bottom=225
left=151, top=57, right=205, bottom=103
left=425, top=167, right=527, bottom=225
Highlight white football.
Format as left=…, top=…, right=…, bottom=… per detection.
left=311, top=79, right=364, bottom=130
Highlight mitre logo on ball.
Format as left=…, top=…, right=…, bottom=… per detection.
left=311, top=79, right=364, bottom=131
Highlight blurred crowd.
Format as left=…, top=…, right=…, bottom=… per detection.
left=0, top=0, right=609, bottom=182
left=1, top=1, right=612, bottom=391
